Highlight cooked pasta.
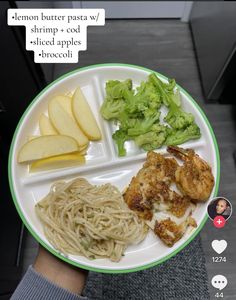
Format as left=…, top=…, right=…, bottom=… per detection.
left=35, top=178, right=148, bottom=262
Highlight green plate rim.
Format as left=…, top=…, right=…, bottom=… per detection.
left=8, top=63, right=220, bottom=274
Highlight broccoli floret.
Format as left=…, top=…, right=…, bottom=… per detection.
left=149, top=73, right=171, bottom=106
left=143, top=107, right=160, bottom=119
left=149, top=73, right=181, bottom=107
left=124, top=93, right=145, bottom=117
left=106, top=79, right=133, bottom=100
left=127, top=111, right=160, bottom=136
left=135, top=77, right=162, bottom=108
left=165, top=124, right=201, bottom=145
left=100, top=99, right=126, bottom=120
left=166, top=88, right=181, bottom=107
left=134, top=124, right=168, bottom=150
left=163, top=78, right=176, bottom=91
left=135, top=131, right=167, bottom=151
left=100, top=79, right=133, bottom=120
left=164, top=100, right=194, bottom=129
left=124, top=77, right=161, bottom=117
left=112, top=129, right=129, bottom=157
left=116, top=111, right=138, bottom=131
left=150, top=73, right=194, bottom=129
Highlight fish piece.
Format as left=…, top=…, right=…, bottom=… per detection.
left=143, top=151, right=178, bottom=184
left=124, top=151, right=179, bottom=220
left=154, top=213, right=197, bottom=247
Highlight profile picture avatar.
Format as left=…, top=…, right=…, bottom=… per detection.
left=207, top=197, right=232, bottom=221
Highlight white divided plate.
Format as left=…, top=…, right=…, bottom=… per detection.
left=9, top=64, right=220, bottom=273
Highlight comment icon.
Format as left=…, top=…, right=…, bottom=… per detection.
left=211, top=275, right=227, bottom=290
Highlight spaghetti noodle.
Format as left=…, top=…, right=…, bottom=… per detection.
left=35, top=178, right=148, bottom=262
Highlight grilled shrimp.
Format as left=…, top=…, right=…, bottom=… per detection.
left=167, top=146, right=214, bottom=202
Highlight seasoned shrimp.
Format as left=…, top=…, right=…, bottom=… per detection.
left=167, top=146, right=214, bottom=202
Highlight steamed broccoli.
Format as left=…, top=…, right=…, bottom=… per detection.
left=112, top=129, right=129, bottom=157
left=100, top=99, right=125, bottom=120
left=135, top=77, right=162, bottom=108
left=149, top=73, right=170, bottom=106
left=124, top=76, right=162, bottom=118
left=134, top=125, right=168, bottom=150
left=100, top=79, right=133, bottom=120
left=127, top=111, right=160, bottom=136
left=116, top=110, right=138, bottom=132
left=106, top=79, right=133, bottom=100
left=164, top=100, right=194, bottom=130
left=101, top=74, right=201, bottom=156
left=149, top=73, right=181, bottom=107
left=163, top=78, right=176, bottom=92
left=165, top=124, right=201, bottom=145
left=150, top=73, right=194, bottom=129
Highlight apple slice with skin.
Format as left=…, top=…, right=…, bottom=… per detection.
left=18, top=135, right=79, bottom=163
left=30, top=152, right=85, bottom=172
left=54, top=95, right=74, bottom=119
left=72, top=86, right=101, bottom=141
left=48, top=97, right=88, bottom=147
left=39, top=114, right=57, bottom=135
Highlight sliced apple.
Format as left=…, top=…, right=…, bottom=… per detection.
left=79, top=142, right=89, bottom=151
left=54, top=95, right=74, bottom=118
left=72, top=86, right=101, bottom=141
left=48, top=97, right=88, bottom=147
left=39, top=114, right=57, bottom=135
left=18, top=135, right=79, bottom=163
left=78, top=144, right=89, bottom=155
left=79, top=148, right=87, bottom=155
left=30, top=153, right=85, bottom=172
left=28, top=135, right=40, bottom=141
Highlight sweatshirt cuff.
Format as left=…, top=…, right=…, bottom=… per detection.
left=11, top=265, right=88, bottom=300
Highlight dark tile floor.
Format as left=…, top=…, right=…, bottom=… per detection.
left=22, top=20, right=236, bottom=299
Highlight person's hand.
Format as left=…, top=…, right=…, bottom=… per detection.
left=33, top=245, right=88, bottom=295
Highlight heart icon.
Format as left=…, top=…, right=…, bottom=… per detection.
left=211, top=240, right=227, bottom=254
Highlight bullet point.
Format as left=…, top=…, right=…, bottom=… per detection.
left=39, top=54, right=41, bottom=56
left=12, top=16, right=14, bottom=19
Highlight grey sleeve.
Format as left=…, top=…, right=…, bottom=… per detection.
left=11, top=265, right=88, bottom=300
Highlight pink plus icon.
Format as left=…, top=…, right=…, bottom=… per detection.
left=213, top=216, right=226, bottom=228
